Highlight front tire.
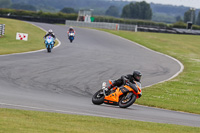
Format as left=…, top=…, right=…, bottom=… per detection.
left=47, top=47, right=51, bottom=53
left=119, top=92, right=136, bottom=108
left=92, top=90, right=105, bottom=105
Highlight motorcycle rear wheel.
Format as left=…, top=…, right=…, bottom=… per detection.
left=119, top=92, right=136, bottom=108
left=92, top=90, right=105, bottom=105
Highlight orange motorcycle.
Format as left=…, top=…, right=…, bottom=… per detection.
left=92, top=77, right=142, bottom=108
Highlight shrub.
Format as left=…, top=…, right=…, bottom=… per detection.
left=0, top=8, right=78, bottom=20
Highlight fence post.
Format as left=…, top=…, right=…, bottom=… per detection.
left=2, top=24, right=5, bottom=35
left=0, top=24, right=5, bottom=37
left=0, top=24, right=2, bottom=37
left=116, top=24, right=118, bottom=30
left=135, top=25, right=138, bottom=32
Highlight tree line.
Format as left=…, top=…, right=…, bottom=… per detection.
left=2, top=0, right=200, bottom=26
left=184, top=9, right=200, bottom=25
left=0, top=0, right=37, bottom=11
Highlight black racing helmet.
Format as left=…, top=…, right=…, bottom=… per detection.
left=133, top=70, right=142, bottom=82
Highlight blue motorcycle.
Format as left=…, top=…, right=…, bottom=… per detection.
left=68, top=32, right=75, bottom=43
left=45, top=36, right=54, bottom=53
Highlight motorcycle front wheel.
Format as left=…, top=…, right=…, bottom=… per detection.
left=47, top=46, right=51, bottom=53
left=92, top=90, right=105, bottom=105
left=119, top=92, right=136, bottom=108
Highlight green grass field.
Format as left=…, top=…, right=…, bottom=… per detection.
left=0, top=18, right=57, bottom=54
left=0, top=19, right=200, bottom=132
left=1, top=108, right=199, bottom=133
left=101, top=29, right=200, bottom=114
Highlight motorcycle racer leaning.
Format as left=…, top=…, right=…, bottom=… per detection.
left=106, top=70, right=142, bottom=98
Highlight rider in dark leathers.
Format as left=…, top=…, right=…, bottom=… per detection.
left=44, top=29, right=56, bottom=39
left=44, top=29, right=56, bottom=47
left=107, top=70, right=142, bottom=97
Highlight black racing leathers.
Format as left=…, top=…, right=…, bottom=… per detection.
left=44, top=33, right=56, bottom=39
left=109, top=75, right=140, bottom=92
left=108, top=74, right=142, bottom=98
left=111, top=75, right=135, bottom=87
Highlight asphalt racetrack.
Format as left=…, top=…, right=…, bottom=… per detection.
left=0, top=22, right=200, bottom=127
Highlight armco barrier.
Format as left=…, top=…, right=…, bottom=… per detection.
left=65, top=20, right=138, bottom=32
left=66, top=20, right=118, bottom=30
left=119, top=24, right=137, bottom=31
left=0, top=24, right=5, bottom=37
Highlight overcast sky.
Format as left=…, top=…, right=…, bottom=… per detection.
left=129, top=0, right=199, bottom=9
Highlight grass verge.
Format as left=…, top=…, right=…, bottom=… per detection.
left=100, top=29, right=200, bottom=114
left=0, top=18, right=57, bottom=55
left=0, top=108, right=199, bottom=133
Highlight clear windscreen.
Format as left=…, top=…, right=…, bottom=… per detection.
left=136, top=82, right=142, bottom=89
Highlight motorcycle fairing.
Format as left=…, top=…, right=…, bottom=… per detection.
left=45, top=36, right=54, bottom=48
left=120, top=86, right=130, bottom=94
left=104, top=100, right=118, bottom=105
left=125, top=82, right=141, bottom=98
left=69, top=36, right=74, bottom=40
left=46, top=44, right=52, bottom=49
left=104, top=84, right=138, bottom=104
left=104, top=85, right=133, bottom=103
left=104, top=88, right=123, bottom=103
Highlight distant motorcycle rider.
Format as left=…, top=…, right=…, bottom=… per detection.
left=67, top=27, right=75, bottom=37
left=44, top=29, right=56, bottom=46
left=106, top=70, right=142, bottom=97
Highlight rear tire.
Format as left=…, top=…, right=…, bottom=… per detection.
left=92, top=90, right=105, bottom=105
left=119, top=92, right=136, bottom=108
